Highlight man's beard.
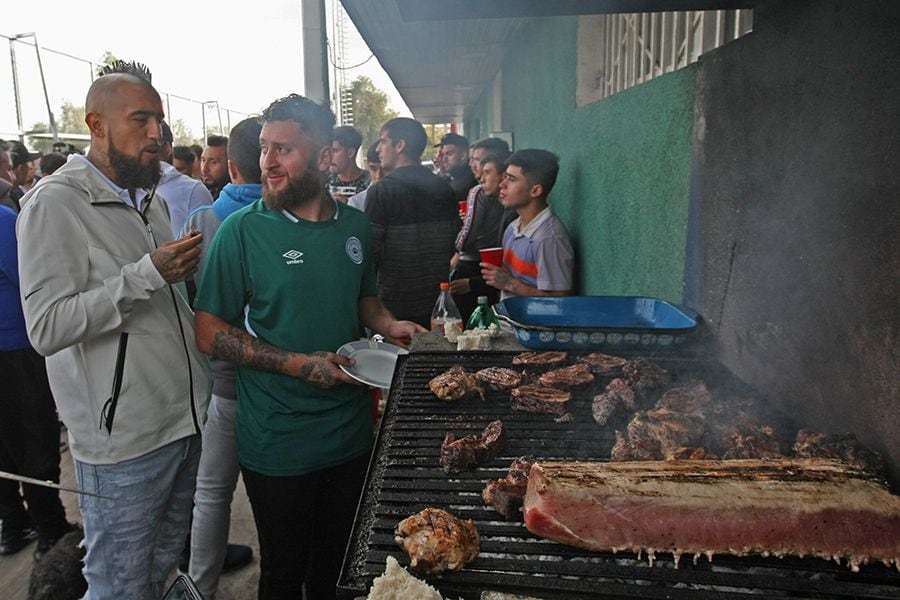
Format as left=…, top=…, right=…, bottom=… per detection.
left=108, top=137, right=160, bottom=190
left=263, top=165, right=325, bottom=212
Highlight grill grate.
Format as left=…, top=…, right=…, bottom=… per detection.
left=338, top=352, right=900, bottom=599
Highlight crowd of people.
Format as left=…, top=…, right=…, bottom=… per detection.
left=0, top=59, right=574, bottom=600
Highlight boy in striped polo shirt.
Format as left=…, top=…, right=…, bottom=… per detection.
left=481, top=149, right=574, bottom=299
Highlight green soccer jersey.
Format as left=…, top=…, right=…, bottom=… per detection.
left=194, top=198, right=377, bottom=475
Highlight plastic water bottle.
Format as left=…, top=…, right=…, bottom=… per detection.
left=466, top=295, right=500, bottom=331
left=430, top=282, right=463, bottom=334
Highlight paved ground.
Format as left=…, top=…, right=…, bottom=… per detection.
left=0, top=431, right=260, bottom=599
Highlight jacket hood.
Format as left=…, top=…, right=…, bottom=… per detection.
left=385, top=165, right=452, bottom=197
left=27, top=155, right=136, bottom=206
left=212, top=183, right=262, bottom=221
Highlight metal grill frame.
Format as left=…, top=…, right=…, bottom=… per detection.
left=338, top=351, right=900, bottom=599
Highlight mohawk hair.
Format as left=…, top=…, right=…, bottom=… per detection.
left=97, top=60, right=153, bottom=83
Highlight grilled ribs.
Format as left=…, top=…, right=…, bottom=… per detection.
left=538, top=363, right=595, bottom=390
left=482, top=456, right=534, bottom=520
left=511, top=385, right=571, bottom=417
left=395, top=508, right=480, bottom=574
left=475, top=367, right=524, bottom=391
left=440, top=420, right=506, bottom=474
left=524, top=460, right=900, bottom=571
left=578, top=352, right=629, bottom=377
left=592, top=378, right=636, bottom=426
left=428, top=366, right=485, bottom=401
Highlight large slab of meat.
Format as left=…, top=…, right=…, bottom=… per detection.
left=523, top=459, right=900, bottom=571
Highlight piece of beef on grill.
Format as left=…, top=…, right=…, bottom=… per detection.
left=395, top=508, right=480, bottom=574
left=482, top=456, right=534, bottom=520
left=611, top=430, right=663, bottom=461
left=578, top=352, right=628, bottom=377
left=511, top=351, right=568, bottom=371
left=592, top=378, right=636, bottom=427
left=793, top=429, right=886, bottom=476
left=626, top=407, right=706, bottom=454
left=511, top=385, right=571, bottom=417
left=475, top=367, right=524, bottom=392
left=720, top=424, right=787, bottom=460
left=428, top=366, right=485, bottom=402
left=655, top=380, right=712, bottom=414
left=538, top=363, right=595, bottom=390
left=523, top=459, right=900, bottom=571
left=622, top=358, right=670, bottom=401
left=666, top=446, right=720, bottom=460
left=440, top=420, right=506, bottom=474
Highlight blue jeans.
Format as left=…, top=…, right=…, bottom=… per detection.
left=76, top=435, right=200, bottom=600
left=190, top=394, right=240, bottom=599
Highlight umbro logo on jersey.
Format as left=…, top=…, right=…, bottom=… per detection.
left=283, top=249, right=304, bottom=264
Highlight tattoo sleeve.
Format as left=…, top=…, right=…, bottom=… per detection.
left=298, top=351, right=340, bottom=388
left=210, top=325, right=291, bottom=374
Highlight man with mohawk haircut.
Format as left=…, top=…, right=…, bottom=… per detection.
left=16, top=60, right=211, bottom=599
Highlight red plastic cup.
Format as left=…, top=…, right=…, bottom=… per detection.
left=479, top=247, right=503, bottom=267
left=458, top=200, right=468, bottom=219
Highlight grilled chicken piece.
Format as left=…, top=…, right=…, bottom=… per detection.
left=482, top=456, right=534, bottom=520
left=511, top=351, right=568, bottom=370
left=578, top=352, right=628, bottom=376
left=395, top=508, right=480, bottom=574
left=592, top=378, right=636, bottom=426
left=441, top=420, right=506, bottom=474
left=611, top=430, right=663, bottom=461
left=475, top=367, right=524, bottom=391
left=538, top=363, right=595, bottom=390
left=428, top=366, right=485, bottom=401
left=793, top=429, right=885, bottom=476
left=511, top=385, right=571, bottom=416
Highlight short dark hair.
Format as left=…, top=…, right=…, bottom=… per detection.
left=366, top=141, right=380, bottom=164
left=173, top=145, right=195, bottom=164
left=332, top=125, right=363, bottom=151
left=39, top=152, right=67, bottom=175
left=206, top=135, right=228, bottom=148
left=261, top=94, right=334, bottom=148
left=227, top=117, right=262, bottom=183
left=480, top=150, right=512, bottom=171
left=381, top=117, right=427, bottom=160
left=160, top=121, right=174, bottom=144
left=506, top=149, right=559, bottom=199
left=190, top=144, right=203, bottom=160
left=472, top=137, right=510, bottom=155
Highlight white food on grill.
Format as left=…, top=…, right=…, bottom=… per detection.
left=456, top=329, right=492, bottom=351
left=366, top=555, right=443, bottom=600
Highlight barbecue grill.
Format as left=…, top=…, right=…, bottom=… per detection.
left=338, top=351, right=900, bottom=599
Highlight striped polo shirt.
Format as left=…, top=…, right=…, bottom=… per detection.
left=501, top=205, right=574, bottom=299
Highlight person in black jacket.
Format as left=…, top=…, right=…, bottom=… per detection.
left=366, top=118, right=459, bottom=328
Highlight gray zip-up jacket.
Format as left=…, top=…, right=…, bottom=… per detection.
left=16, top=156, right=210, bottom=464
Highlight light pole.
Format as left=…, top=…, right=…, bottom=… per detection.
left=9, top=32, right=58, bottom=143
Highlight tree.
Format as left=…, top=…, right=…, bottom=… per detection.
left=345, top=76, right=398, bottom=151
left=170, top=119, right=199, bottom=146
left=58, top=101, right=89, bottom=135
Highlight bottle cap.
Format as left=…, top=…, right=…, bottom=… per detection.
left=440, top=282, right=450, bottom=290
left=477, top=296, right=488, bottom=303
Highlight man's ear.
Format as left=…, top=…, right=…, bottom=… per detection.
left=395, top=139, right=407, bottom=156
left=529, top=182, right=544, bottom=200
left=317, top=145, right=332, bottom=172
left=85, top=112, right=104, bottom=138
left=227, top=159, right=240, bottom=182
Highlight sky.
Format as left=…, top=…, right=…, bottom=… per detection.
left=2, top=0, right=410, bottom=141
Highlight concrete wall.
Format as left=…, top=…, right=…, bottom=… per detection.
left=475, top=17, right=696, bottom=302
left=687, top=0, right=900, bottom=485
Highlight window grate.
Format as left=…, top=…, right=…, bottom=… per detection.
left=577, top=9, right=753, bottom=106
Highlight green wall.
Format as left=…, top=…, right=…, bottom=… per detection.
left=473, top=17, right=696, bottom=303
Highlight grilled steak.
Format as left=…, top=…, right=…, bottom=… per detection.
left=428, top=366, right=485, bottom=402
left=538, top=363, right=595, bottom=390
left=626, top=407, right=706, bottom=453
left=611, top=430, right=663, bottom=461
left=440, top=420, right=506, bottom=474
left=475, top=367, right=524, bottom=391
left=655, top=380, right=711, bottom=413
left=511, top=385, right=571, bottom=416
left=511, top=351, right=568, bottom=370
left=720, top=424, right=786, bottom=459
left=482, top=456, right=534, bottom=520
left=523, top=460, right=900, bottom=571
left=578, top=352, right=629, bottom=376
left=622, top=358, right=670, bottom=400
left=666, top=446, right=719, bottom=460
left=395, top=508, right=480, bottom=574
left=592, top=378, right=636, bottom=426
left=794, top=429, right=886, bottom=476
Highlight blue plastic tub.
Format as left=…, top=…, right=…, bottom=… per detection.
left=494, top=296, right=700, bottom=351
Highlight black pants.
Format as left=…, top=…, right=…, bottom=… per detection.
left=0, top=348, right=68, bottom=538
left=241, top=451, right=370, bottom=600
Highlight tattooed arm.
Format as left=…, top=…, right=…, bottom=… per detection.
left=194, top=310, right=359, bottom=388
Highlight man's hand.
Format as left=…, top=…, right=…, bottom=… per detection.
left=448, top=278, right=471, bottom=295
left=384, top=320, right=427, bottom=349
left=151, top=230, right=203, bottom=283
left=481, top=262, right=514, bottom=292
left=449, top=252, right=460, bottom=270
left=299, top=351, right=361, bottom=388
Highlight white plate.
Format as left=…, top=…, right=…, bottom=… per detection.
left=336, top=340, right=409, bottom=389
